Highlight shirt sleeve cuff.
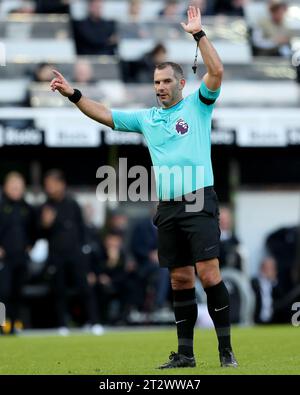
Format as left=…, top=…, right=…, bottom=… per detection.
left=200, top=80, right=221, bottom=100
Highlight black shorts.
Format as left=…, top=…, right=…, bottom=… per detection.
left=153, top=187, right=220, bottom=269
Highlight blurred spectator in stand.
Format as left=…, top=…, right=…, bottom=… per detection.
left=89, top=231, right=134, bottom=324
left=105, top=209, right=129, bottom=239
left=32, top=63, right=55, bottom=83
left=128, top=0, right=142, bottom=22
left=24, top=62, right=56, bottom=107
left=251, top=0, right=291, bottom=57
left=10, top=0, right=35, bottom=14
left=184, top=0, right=216, bottom=16
left=82, top=203, right=108, bottom=323
left=158, top=0, right=181, bottom=21
left=0, top=172, right=37, bottom=335
left=265, top=226, right=300, bottom=322
left=121, top=43, right=167, bottom=83
left=82, top=203, right=105, bottom=282
left=120, top=0, right=147, bottom=40
left=213, top=206, right=245, bottom=323
left=38, top=170, right=102, bottom=335
left=122, top=0, right=148, bottom=39
left=219, top=206, right=242, bottom=271
left=35, top=0, right=70, bottom=14
left=72, top=0, right=118, bottom=55
left=266, top=226, right=297, bottom=293
left=73, top=59, right=96, bottom=85
left=214, top=0, right=246, bottom=16
left=251, top=257, right=283, bottom=324
left=106, top=209, right=135, bottom=272
left=138, top=43, right=167, bottom=83
left=130, top=208, right=171, bottom=312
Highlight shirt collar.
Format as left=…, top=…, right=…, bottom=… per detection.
left=159, top=98, right=184, bottom=113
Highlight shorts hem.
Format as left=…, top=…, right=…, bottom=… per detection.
left=159, top=261, right=194, bottom=269
left=193, top=252, right=220, bottom=263
left=158, top=253, right=219, bottom=269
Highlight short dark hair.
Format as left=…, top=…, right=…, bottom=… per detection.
left=150, top=43, right=167, bottom=57
left=44, top=169, right=66, bottom=183
left=155, top=62, right=184, bottom=80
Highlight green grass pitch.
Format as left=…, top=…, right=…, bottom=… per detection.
left=0, top=325, right=299, bottom=375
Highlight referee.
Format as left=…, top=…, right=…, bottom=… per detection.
left=51, top=6, right=237, bottom=369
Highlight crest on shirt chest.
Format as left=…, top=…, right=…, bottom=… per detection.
left=175, top=118, right=189, bottom=135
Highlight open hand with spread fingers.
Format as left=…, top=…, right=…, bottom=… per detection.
left=181, top=6, right=202, bottom=35
left=50, top=69, right=74, bottom=97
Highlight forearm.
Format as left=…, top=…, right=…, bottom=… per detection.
left=198, top=36, right=224, bottom=76
left=75, top=96, right=114, bottom=128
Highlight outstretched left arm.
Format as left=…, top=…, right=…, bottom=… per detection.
left=181, top=6, right=223, bottom=91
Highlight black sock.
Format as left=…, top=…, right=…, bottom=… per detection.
left=172, top=288, right=198, bottom=357
left=204, top=281, right=232, bottom=352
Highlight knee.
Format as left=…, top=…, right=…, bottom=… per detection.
left=171, top=271, right=194, bottom=290
left=197, top=267, right=221, bottom=288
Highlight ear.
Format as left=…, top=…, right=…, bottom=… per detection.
left=179, top=78, right=186, bottom=91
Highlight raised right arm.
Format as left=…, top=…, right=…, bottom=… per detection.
left=50, top=69, right=114, bottom=128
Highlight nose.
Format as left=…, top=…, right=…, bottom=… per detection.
left=158, top=85, right=166, bottom=92
left=157, top=81, right=166, bottom=89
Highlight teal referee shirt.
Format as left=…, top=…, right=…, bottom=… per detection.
left=111, top=80, right=220, bottom=200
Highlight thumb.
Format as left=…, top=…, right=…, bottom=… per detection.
left=180, top=22, right=188, bottom=30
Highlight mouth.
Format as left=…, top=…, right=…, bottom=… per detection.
left=159, top=94, right=168, bottom=100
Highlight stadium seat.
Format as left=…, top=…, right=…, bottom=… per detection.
left=0, top=78, right=29, bottom=104
left=2, top=39, right=76, bottom=62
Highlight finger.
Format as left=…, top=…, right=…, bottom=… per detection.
left=188, top=5, right=194, bottom=18
left=53, top=82, right=64, bottom=87
left=51, top=86, right=64, bottom=91
left=52, top=69, right=64, bottom=80
left=197, top=7, right=201, bottom=18
left=51, top=79, right=62, bottom=88
left=188, top=8, right=192, bottom=21
left=52, top=82, right=64, bottom=91
left=51, top=82, right=58, bottom=91
left=50, top=78, right=60, bottom=87
left=191, top=6, right=196, bottom=18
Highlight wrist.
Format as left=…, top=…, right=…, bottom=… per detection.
left=193, top=30, right=206, bottom=42
left=192, top=28, right=202, bottom=35
left=68, top=88, right=82, bottom=103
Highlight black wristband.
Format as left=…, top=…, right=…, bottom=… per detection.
left=68, top=88, right=82, bottom=104
left=193, top=30, right=206, bottom=42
